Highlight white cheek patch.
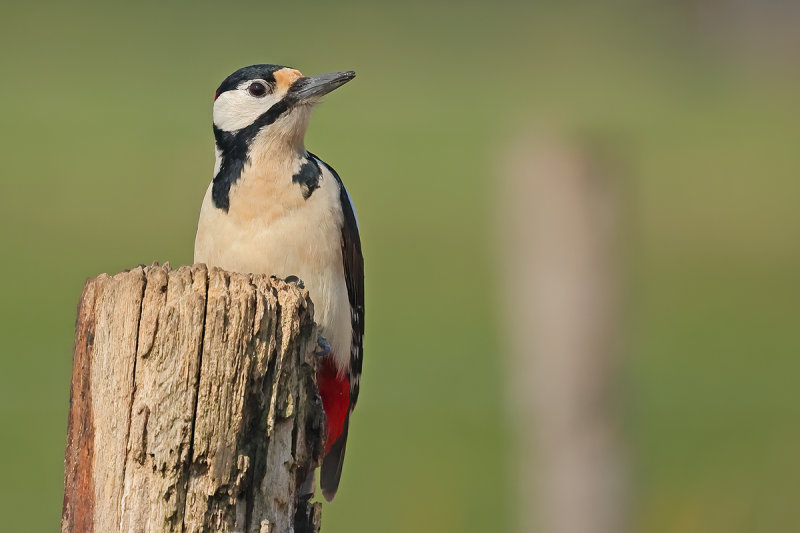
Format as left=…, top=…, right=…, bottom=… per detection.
left=213, top=85, right=285, bottom=132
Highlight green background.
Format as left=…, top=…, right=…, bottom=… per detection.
left=1, top=1, right=798, bottom=531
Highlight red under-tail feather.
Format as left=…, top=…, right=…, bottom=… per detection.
left=317, top=357, right=350, bottom=501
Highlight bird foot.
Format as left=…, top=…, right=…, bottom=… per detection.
left=283, top=275, right=305, bottom=289
left=315, top=334, right=331, bottom=357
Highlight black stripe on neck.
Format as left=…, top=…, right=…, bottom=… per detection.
left=292, top=156, right=322, bottom=199
left=212, top=100, right=290, bottom=211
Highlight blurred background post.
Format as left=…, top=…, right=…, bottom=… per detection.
left=500, top=132, right=626, bottom=533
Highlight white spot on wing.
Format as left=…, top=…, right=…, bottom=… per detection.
left=213, top=144, right=222, bottom=177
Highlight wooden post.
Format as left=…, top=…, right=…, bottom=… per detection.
left=62, top=264, right=325, bottom=533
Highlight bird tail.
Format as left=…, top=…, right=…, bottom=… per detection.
left=320, top=414, right=349, bottom=502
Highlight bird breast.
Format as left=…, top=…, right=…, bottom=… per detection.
left=194, top=161, right=352, bottom=372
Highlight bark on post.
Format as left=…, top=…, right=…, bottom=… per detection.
left=62, top=263, right=325, bottom=533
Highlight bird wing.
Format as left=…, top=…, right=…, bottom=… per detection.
left=310, top=154, right=364, bottom=501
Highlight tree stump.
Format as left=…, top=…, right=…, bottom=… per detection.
left=62, top=263, right=326, bottom=533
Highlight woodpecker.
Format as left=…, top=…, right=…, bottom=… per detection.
left=194, top=64, right=363, bottom=501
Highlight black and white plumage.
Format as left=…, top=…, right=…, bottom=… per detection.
left=193, top=64, right=363, bottom=501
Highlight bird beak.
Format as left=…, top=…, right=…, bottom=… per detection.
left=288, top=71, right=356, bottom=104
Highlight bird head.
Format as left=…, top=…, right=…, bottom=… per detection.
left=208, top=64, right=355, bottom=211
left=212, top=64, right=355, bottom=152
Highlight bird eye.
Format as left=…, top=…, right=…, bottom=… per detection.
left=247, top=82, right=268, bottom=97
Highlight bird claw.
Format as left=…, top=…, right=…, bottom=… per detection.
left=315, top=334, right=331, bottom=357
left=284, top=275, right=305, bottom=289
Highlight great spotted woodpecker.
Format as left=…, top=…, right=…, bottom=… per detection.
left=193, top=64, right=363, bottom=501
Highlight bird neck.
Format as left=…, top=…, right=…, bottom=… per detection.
left=215, top=140, right=310, bottom=224
left=247, top=129, right=307, bottom=172
left=211, top=108, right=312, bottom=212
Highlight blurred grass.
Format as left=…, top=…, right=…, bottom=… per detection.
left=1, top=1, right=798, bottom=532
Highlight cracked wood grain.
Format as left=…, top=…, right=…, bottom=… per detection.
left=63, top=264, right=325, bottom=533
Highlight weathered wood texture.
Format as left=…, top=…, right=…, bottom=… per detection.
left=62, top=264, right=325, bottom=533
